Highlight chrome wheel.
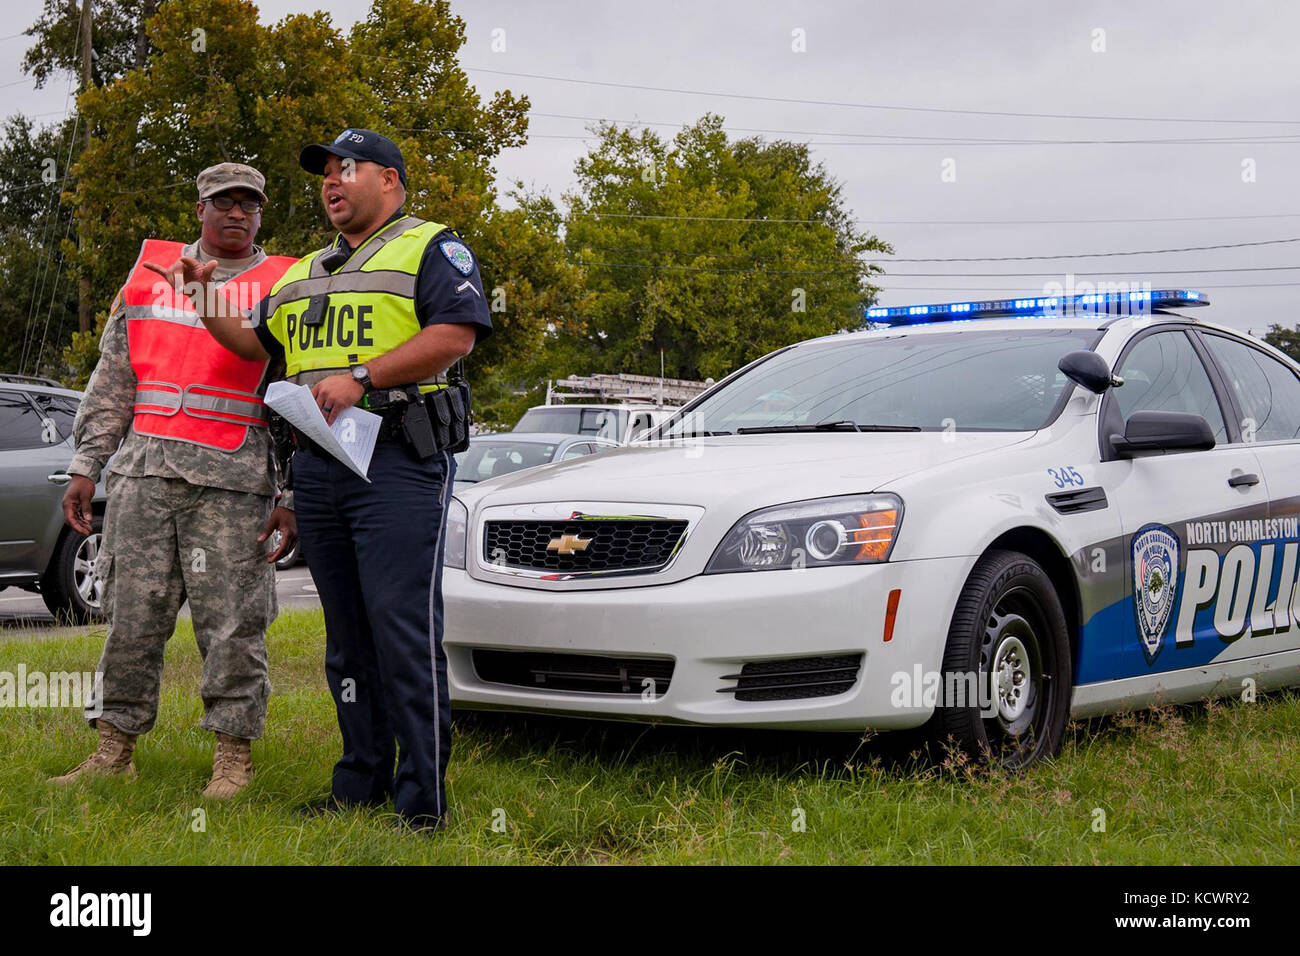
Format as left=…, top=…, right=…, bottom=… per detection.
left=73, top=532, right=104, bottom=610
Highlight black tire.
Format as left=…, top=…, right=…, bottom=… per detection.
left=40, top=515, right=107, bottom=625
left=929, top=549, right=1071, bottom=770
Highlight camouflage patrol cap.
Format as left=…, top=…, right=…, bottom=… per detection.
left=196, top=163, right=268, bottom=203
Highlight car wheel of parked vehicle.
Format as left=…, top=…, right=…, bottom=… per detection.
left=41, top=515, right=106, bottom=625
left=269, top=528, right=301, bottom=570
left=931, top=549, right=1071, bottom=770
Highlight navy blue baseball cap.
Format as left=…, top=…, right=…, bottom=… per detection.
left=299, top=128, right=407, bottom=186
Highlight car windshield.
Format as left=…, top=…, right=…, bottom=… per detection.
left=659, top=328, right=1102, bottom=436
left=454, top=440, right=559, bottom=483
left=514, top=406, right=623, bottom=439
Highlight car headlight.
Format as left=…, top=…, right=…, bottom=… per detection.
left=445, top=496, right=468, bottom=569
left=704, top=493, right=902, bottom=573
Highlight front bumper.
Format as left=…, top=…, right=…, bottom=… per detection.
left=444, top=556, right=971, bottom=730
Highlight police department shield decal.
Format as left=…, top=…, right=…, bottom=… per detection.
left=1131, top=523, right=1180, bottom=663
left=439, top=240, right=474, bottom=275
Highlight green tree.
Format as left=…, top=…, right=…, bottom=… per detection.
left=560, top=114, right=887, bottom=382
left=0, top=115, right=80, bottom=376
left=22, top=0, right=157, bottom=89
left=1263, top=324, right=1300, bottom=363
left=32, top=0, right=580, bottom=426
left=470, top=187, right=594, bottom=429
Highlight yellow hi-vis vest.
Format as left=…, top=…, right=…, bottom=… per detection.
left=261, top=216, right=451, bottom=391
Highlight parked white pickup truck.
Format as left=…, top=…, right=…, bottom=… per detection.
left=511, top=403, right=670, bottom=444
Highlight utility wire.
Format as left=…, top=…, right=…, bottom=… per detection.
left=465, top=65, right=1300, bottom=127
left=878, top=281, right=1300, bottom=291
left=572, top=246, right=1300, bottom=274
left=526, top=110, right=1300, bottom=145
left=874, top=237, right=1300, bottom=262
left=406, top=127, right=1300, bottom=147
left=576, top=237, right=1300, bottom=266
left=570, top=210, right=1300, bottom=226
left=884, top=267, right=1300, bottom=277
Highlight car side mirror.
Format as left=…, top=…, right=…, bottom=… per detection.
left=1059, top=350, right=1122, bottom=394
left=1110, top=410, right=1216, bottom=457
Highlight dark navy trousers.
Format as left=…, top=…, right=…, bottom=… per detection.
left=292, top=438, right=455, bottom=826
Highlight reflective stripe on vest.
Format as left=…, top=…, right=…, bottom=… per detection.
left=120, top=239, right=297, bottom=451
left=132, top=383, right=271, bottom=424
left=263, top=218, right=450, bottom=391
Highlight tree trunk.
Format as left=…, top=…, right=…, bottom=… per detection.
left=135, top=0, right=156, bottom=71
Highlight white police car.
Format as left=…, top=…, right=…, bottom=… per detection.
left=443, top=290, right=1300, bottom=768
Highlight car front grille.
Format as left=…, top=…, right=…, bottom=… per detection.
left=482, top=518, right=689, bottom=574
left=718, top=654, right=864, bottom=701
left=473, top=650, right=675, bottom=696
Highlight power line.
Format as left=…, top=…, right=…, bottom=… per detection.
left=570, top=210, right=1300, bottom=226
left=465, top=65, right=1300, bottom=127
left=526, top=111, right=1300, bottom=146
left=574, top=245, right=1300, bottom=274
left=402, top=123, right=1300, bottom=147
left=408, top=126, right=1300, bottom=146
left=861, top=213, right=1300, bottom=225
left=32, top=107, right=83, bottom=375
left=0, top=175, right=73, bottom=196
left=877, top=281, right=1300, bottom=292
left=577, top=235, right=1300, bottom=265
left=573, top=259, right=1300, bottom=281
left=22, top=43, right=80, bottom=375
left=572, top=258, right=862, bottom=276
left=874, top=237, right=1300, bottom=263
left=884, top=266, right=1300, bottom=277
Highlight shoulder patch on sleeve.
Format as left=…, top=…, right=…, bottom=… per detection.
left=439, top=239, right=475, bottom=276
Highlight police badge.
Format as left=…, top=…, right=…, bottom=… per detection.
left=1131, top=523, right=1181, bottom=663
left=439, top=240, right=475, bottom=276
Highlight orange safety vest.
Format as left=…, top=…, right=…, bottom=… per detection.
left=119, top=239, right=297, bottom=452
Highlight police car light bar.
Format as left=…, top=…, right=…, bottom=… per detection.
left=864, top=289, right=1210, bottom=326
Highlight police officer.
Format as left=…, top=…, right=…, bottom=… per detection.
left=153, top=130, right=491, bottom=830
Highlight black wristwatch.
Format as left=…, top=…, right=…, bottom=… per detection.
left=350, top=364, right=372, bottom=390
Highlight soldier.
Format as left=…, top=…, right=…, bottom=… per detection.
left=52, top=163, right=299, bottom=799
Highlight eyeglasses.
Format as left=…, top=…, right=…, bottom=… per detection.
left=205, top=195, right=263, bottom=213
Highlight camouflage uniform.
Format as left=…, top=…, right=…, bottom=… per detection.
left=68, top=242, right=286, bottom=739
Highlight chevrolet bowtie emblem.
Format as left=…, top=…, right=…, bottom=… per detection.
left=546, top=533, right=592, bottom=555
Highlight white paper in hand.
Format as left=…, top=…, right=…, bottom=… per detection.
left=264, top=381, right=381, bottom=481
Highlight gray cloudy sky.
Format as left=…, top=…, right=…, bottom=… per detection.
left=5, top=0, right=1297, bottom=333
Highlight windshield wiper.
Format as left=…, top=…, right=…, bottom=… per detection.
left=660, top=429, right=734, bottom=438
left=736, top=421, right=921, bottom=434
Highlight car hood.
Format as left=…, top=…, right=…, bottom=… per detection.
left=455, top=432, right=1031, bottom=512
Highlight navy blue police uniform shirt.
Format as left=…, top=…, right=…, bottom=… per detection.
left=250, top=210, right=493, bottom=363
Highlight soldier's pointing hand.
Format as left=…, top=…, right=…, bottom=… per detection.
left=143, top=257, right=220, bottom=312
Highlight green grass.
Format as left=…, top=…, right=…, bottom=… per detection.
left=1, top=608, right=1298, bottom=864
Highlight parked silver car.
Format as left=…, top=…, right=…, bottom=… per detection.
left=454, top=432, right=618, bottom=492
left=0, top=375, right=107, bottom=623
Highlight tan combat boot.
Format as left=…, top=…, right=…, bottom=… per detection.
left=203, top=732, right=253, bottom=799
left=50, top=720, right=138, bottom=784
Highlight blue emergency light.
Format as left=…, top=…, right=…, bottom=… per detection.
left=865, top=289, right=1209, bottom=327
